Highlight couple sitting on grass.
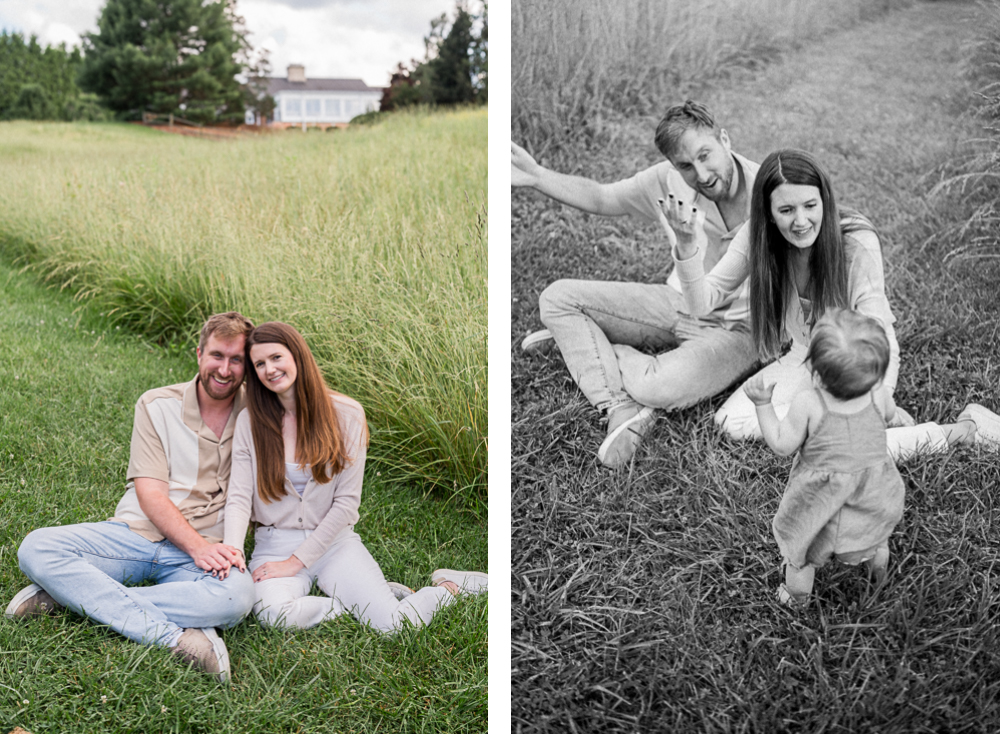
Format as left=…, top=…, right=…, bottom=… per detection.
left=5, top=313, right=487, bottom=682
left=513, top=101, right=1000, bottom=603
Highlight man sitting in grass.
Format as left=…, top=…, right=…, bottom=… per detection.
left=512, top=100, right=762, bottom=468
left=5, top=311, right=257, bottom=683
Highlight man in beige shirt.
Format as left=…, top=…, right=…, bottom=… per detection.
left=6, top=312, right=256, bottom=683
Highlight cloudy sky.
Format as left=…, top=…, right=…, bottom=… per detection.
left=0, top=0, right=467, bottom=88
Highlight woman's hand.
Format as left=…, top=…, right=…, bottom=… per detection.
left=253, top=556, right=305, bottom=583
left=744, top=374, right=776, bottom=406
left=216, top=547, right=247, bottom=580
left=657, top=194, right=706, bottom=260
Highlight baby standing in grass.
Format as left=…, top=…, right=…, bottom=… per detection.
left=744, top=308, right=904, bottom=604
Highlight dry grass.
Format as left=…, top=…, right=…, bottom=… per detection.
left=512, top=0, right=913, bottom=154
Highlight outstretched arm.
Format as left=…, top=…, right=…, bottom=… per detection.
left=511, top=141, right=632, bottom=216
left=744, top=375, right=813, bottom=456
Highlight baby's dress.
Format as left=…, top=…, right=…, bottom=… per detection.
left=772, top=390, right=905, bottom=569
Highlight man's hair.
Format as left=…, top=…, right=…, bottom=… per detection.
left=654, top=100, right=721, bottom=159
left=807, top=308, right=890, bottom=400
left=198, top=312, right=254, bottom=350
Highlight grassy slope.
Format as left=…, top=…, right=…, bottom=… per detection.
left=0, top=260, right=487, bottom=733
left=512, top=2, right=1000, bottom=731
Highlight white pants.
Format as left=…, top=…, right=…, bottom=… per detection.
left=715, top=341, right=951, bottom=460
left=250, top=526, right=453, bottom=632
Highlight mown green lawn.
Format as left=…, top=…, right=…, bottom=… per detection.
left=0, top=258, right=487, bottom=733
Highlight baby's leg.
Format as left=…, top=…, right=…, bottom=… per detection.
left=780, top=564, right=815, bottom=604
left=865, top=543, right=890, bottom=584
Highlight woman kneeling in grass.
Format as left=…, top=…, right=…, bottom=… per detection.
left=223, top=322, right=487, bottom=631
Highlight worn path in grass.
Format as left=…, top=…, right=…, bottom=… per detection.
left=0, top=259, right=487, bottom=732
left=513, top=2, right=1000, bottom=731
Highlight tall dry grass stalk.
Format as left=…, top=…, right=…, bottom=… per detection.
left=0, top=109, right=486, bottom=507
left=513, top=0, right=910, bottom=152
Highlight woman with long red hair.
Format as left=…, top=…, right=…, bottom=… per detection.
left=223, top=322, right=487, bottom=631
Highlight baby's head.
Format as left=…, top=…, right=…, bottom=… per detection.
left=807, top=308, right=890, bottom=400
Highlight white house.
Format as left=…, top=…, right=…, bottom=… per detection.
left=263, top=65, right=383, bottom=127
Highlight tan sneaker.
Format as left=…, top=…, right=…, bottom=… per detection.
left=171, top=628, right=231, bottom=683
left=597, top=405, right=656, bottom=468
left=520, top=329, right=556, bottom=356
left=5, top=584, right=63, bottom=619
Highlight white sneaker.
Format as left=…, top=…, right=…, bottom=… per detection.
left=431, top=569, right=488, bottom=596
left=520, top=329, right=556, bottom=356
left=387, top=581, right=414, bottom=600
left=597, top=406, right=656, bottom=468
left=171, top=628, right=231, bottom=683
left=959, top=403, right=1000, bottom=448
left=5, top=584, right=63, bottom=619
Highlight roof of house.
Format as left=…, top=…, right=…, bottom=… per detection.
left=267, top=78, right=383, bottom=95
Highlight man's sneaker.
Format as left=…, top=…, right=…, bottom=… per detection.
left=520, top=329, right=556, bottom=356
left=171, top=628, right=231, bottom=683
left=5, top=584, right=63, bottom=619
left=597, top=405, right=656, bottom=468
left=958, top=403, right=1000, bottom=449
left=387, top=581, right=414, bottom=600
left=431, top=569, right=488, bottom=596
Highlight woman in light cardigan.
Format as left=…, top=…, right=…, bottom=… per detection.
left=223, top=321, right=487, bottom=631
left=657, top=148, right=1000, bottom=456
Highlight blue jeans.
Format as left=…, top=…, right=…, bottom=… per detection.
left=17, top=521, right=256, bottom=647
left=538, top=279, right=758, bottom=413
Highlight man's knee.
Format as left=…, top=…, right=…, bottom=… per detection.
left=210, top=572, right=256, bottom=623
left=538, top=279, right=582, bottom=325
left=17, top=526, right=60, bottom=576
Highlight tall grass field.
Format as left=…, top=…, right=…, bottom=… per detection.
left=0, top=109, right=486, bottom=508
left=513, top=0, right=912, bottom=152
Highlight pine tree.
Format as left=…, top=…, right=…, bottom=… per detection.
left=381, top=1, right=487, bottom=110
left=79, top=0, right=249, bottom=123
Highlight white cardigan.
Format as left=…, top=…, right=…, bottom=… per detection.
left=223, top=394, right=368, bottom=568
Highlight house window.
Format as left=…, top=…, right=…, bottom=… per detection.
left=324, top=98, right=341, bottom=118
left=305, top=99, right=321, bottom=117
left=285, top=98, right=301, bottom=117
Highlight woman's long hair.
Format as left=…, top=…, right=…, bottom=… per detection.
left=748, top=149, right=857, bottom=359
left=245, top=322, right=348, bottom=504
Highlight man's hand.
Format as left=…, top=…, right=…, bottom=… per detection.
left=190, top=542, right=246, bottom=577
left=511, top=141, right=541, bottom=188
left=252, top=556, right=305, bottom=584
left=657, top=194, right=707, bottom=260
left=744, top=374, right=776, bottom=406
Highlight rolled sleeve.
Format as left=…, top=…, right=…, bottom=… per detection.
left=125, top=399, right=169, bottom=483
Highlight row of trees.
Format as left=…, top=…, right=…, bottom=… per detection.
left=0, top=32, right=105, bottom=120
left=0, top=0, right=487, bottom=124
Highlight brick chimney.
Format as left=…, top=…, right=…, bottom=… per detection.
left=287, top=64, right=306, bottom=83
